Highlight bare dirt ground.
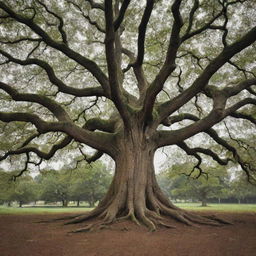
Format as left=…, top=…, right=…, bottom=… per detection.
left=0, top=211, right=256, bottom=256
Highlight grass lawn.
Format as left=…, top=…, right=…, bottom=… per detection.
left=174, top=203, right=256, bottom=212
left=0, top=203, right=256, bottom=215
left=0, top=205, right=93, bottom=215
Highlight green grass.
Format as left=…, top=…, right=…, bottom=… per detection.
left=0, top=206, right=93, bottom=215
left=174, top=203, right=256, bottom=212
left=1, top=203, right=256, bottom=215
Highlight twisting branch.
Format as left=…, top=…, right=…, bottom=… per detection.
left=12, top=153, right=30, bottom=181
left=36, top=0, right=68, bottom=44
left=0, top=135, right=72, bottom=161
left=142, top=0, right=183, bottom=123
left=134, top=0, right=154, bottom=67
left=122, top=47, right=149, bottom=92
left=85, top=0, right=104, bottom=11
left=0, top=1, right=110, bottom=95
left=230, top=111, right=256, bottom=125
left=0, top=49, right=106, bottom=97
left=104, top=0, right=130, bottom=127
left=0, top=81, right=71, bottom=122
left=0, top=111, right=116, bottom=155
left=67, top=0, right=105, bottom=33
left=185, top=0, right=199, bottom=36
left=113, top=0, right=131, bottom=31
left=156, top=26, right=256, bottom=126
left=177, top=142, right=207, bottom=178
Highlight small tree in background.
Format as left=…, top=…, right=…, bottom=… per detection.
left=164, top=163, right=230, bottom=206
left=70, top=161, right=112, bottom=207
left=230, top=173, right=256, bottom=204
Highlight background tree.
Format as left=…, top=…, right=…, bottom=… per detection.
left=70, top=161, right=112, bottom=207
left=164, top=163, right=230, bottom=206
left=38, top=170, right=72, bottom=207
left=229, top=173, right=256, bottom=204
left=0, top=0, right=255, bottom=231
left=0, top=170, right=14, bottom=206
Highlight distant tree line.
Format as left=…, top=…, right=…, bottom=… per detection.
left=0, top=161, right=112, bottom=207
left=157, top=163, right=256, bottom=206
left=1, top=161, right=256, bottom=208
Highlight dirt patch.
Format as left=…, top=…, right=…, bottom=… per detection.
left=0, top=211, right=256, bottom=256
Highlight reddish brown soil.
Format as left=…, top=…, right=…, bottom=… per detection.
left=0, top=212, right=256, bottom=256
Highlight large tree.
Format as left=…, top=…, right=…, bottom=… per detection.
left=0, top=0, right=255, bottom=231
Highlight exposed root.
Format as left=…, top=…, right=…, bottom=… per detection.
left=70, top=223, right=110, bottom=233
left=158, top=221, right=176, bottom=229
left=55, top=206, right=232, bottom=233
left=203, top=214, right=233, bottom=225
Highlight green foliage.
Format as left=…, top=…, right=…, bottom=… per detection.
left=229, top=173, right=256, bottom=202
left=37, top=161, right=112, bottom=207
left=0, top=171, right=38, bottom=207
left=69, top=161, right=112, bottom=207
left=160, top=163, right=231, bottom=206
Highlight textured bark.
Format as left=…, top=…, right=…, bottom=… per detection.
left=66, top=128, right=230, bottom=232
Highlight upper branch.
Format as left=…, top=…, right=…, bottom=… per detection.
left=104, top=0, right=130, bottom=127
left=0, top=81, right=71, bottom=122
left=0, top=1, right=110, bottom=95
left=134, top=0, right=154, bottom=67
left=141, top=0, right=183, bottom=124
left=85, top=0, right=104, bottom=11
left=156, top=26, right=256, bottom=125
left=0, top=112, right=116, bottom=156
left=0, top=135, right=72, bottom=161
left=0, top=49, right=105, bottom=97
left=67, top=0, right=105, bottom=33
left=113, top=0, right=131, bottom=31
left=36, top=0, right=68, bottom=44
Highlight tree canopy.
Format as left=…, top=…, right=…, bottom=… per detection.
left=0, top=0, right=255, bottom=231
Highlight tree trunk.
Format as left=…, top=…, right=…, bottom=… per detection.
left=66, top=130, right=228, bottom=231
left=19, top=201, right=22, bottom=208
left=77, top=200, right=80, bottom=207
left=201, top=199, right=207, bottom=207
left=62, top=200, right=69, bottom=207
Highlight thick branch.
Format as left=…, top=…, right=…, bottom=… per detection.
left=178, top=142, right=231, bottom=166
left=0, top=135, right=72, bottom=161
left=230, top=112, right=256, bottom=125
left=0, top=112, right=116, bottom=156
left=0, top=1, right=110, bottom=95
left=157, top=26, right=256, bottom=125
left=122, top=47, right=148, bottom=92
left=104, top=0, right=130, bottom=127
left=142, top=0, right=183, bottom=123
left=0, top=81, right=71, bottom=122
left=113, top=0, right=131, bottom=31
left=84, top=117, right=117, bottom=133
left=0, top=49, right=105, bottom=97
left=134, top=0, right=154, bottom=67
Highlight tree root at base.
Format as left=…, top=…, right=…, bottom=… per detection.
left=61, top=207, right=231, bottom=233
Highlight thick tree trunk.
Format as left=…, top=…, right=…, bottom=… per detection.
left=66, top=130, right=230, bottom=232
left=62, top=200, right=69, bottom=207
left=201, top=199, right=207, bottom=207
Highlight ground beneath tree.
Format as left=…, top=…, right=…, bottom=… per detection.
left=0, top=212, right=256, bottom=256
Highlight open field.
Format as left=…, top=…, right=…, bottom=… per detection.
left=174, top=203, right=256, bottom=212
left=0, top=205, right=93, bottom=215
left=1, top=203, right=255, bottom=215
